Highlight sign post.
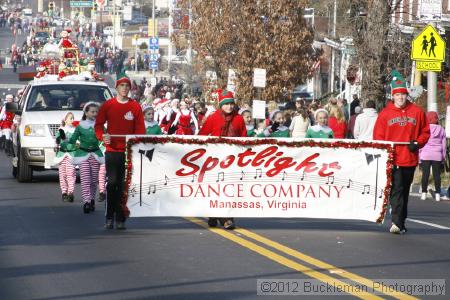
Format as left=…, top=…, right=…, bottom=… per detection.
left=149, top=37, right=159, bottom=72
left=411, top=24, right=445, bottom=112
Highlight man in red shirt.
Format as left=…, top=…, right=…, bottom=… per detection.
left=95, top=73, right=145, bottom=230
left=199, top=89, right=246, bottom=229
left=373, top=70, right=429, bottom=234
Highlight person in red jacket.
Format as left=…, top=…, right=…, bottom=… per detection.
left=373, top=70, right=430, bottom=234
left=328, top=104, right=347, bottom=139
left=199, top=89, right=246, bottom=229
left=95, top=73, right=146, bottom=230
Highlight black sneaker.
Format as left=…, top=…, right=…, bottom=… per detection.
left=62, top=193, right=68, bottom=202
left=116, top=222, right=126, bottom=230
left=208, top=218, right=218, bottom=228
left=105, top=219, right=114, bottom=229
left=98, top=192, right=106, bottom=202
left=90, top=199, right=95, bottom=212
left=83, top=202, right=91, bottom=214
left=67, top=193, right=74, bottom=203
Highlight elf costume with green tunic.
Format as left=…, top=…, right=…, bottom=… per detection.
left=54, top=125, right=77, bottom=203
left=246, top=125, right=256, bottom=137
left=69, top=119, right=105, bottom=165
left=145, top=120, right=163, bottom=135
left=54, top=126, right=77, bottom=164
left=257, top=125, right=290, bottom=138
left=305, top=125, right=334, bottom=139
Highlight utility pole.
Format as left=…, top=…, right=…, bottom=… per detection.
left=152, top=0, right=156, bottom=78
left=428, top=22, right=438, bottom=112
left=168, top=0, right=173, bottom=73
left=112, top=0, right=116, bottom=53
left=330, top=0, right=337, bottom=93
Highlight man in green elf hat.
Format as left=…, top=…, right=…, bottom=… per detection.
left=374, top=70, right=430, bottom=234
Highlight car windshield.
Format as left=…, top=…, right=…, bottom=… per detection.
left=26, top=84, right=112, bottom=111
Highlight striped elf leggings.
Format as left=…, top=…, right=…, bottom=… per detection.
left=79, top=156, right=100, bottom=203
left=98, top=163, right=106, bottom=194
left=58, top=156, right=76, bottom=194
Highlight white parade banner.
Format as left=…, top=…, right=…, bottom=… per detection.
left=124, top=137, right=394, bottom=223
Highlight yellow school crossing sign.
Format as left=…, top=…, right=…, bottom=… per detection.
left=411, top=24, right=445, bottom=71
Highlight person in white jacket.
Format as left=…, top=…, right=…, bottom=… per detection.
left=353, top=100, right=378, bottom=140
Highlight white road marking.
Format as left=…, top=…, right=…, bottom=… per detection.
left=408, top=218, right=450, bottom=230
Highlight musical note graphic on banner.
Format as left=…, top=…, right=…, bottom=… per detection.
left=378, top=189, right=383, bottom=198
left=346, top=179, right=353, bottom=188
left=147, top=185, right=156, bottom=194
left=254, top=168, right=262, bottom=179
left=362, top=185, right=370, bottom=194
left=191, top=174, right=197, bottom=183
left=164, top=175, right=169, bottom=186
left=326, top=176, right=334, bottom=184
left=282, top=171, right=287, bottom=181
left=216, top=172, right=225, bottom=182
left=130, top=187, right=137, bottom=197
left=300, top=172, right=306, bottom=181
left=240, top=171, right=245, bottom=181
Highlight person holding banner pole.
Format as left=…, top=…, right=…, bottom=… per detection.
left=198, top=89, right=247, bottom=230
left=95, top=73, right=146, bottom=230
left=373, top=70, right=430, bottom=234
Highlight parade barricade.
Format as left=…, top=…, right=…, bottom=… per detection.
left=120, top=136, right=398, bottom=223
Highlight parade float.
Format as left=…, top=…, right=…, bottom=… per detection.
left=19, top=28, right=103, bottom=82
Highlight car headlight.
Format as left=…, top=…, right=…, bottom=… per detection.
left=24, top=124, right=47, bottom=137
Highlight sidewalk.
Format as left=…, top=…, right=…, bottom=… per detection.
left=410, top=184, right=450, bottom=200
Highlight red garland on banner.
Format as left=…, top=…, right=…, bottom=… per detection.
left=122, top=137, right=395, bottom=223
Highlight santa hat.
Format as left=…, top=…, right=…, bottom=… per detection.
left=269, top=109, right=281, bottom=121
left=83, top=101, right=100, bottom=113
left=115, top=72, right=131, bottom=87
left=159, top=98, right=170, bottom=106
left=314, top=108, right=329, bottom=120
left=152, top=98, right=161, bottom=107
left=239, top=108, right=251, bottom=115
left=390, top=70, right=408, bottom=95
left=218, top=89, right=235, bottom=107
left=142, top=104, right=154, bottom=113
left=37, top=62, right=46, bottom=72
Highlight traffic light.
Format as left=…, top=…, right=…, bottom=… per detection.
left=48, top=2, right=54, bottom=11
left=93, top=2, right=98, bottom=11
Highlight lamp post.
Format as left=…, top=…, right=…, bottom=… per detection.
left=112, top=0, right=116, bottom=53
left=152, top=0, right=156, bottom=78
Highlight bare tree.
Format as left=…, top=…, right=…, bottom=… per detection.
left=172, top=0, right=318, bottom=103
left=349, top=0, right=411, bottom=102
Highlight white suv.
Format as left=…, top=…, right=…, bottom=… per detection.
left=10, top=79, right=113, bottom=182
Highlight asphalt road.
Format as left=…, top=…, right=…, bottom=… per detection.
left=0, top=144, right=449, bottom=300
